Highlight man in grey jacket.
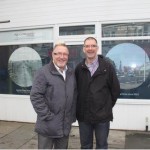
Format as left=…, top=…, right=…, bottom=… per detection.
left=30, top=43, right=77, bottom=149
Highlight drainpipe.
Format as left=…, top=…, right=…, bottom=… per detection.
left=145, top=117, right=149, bottom=132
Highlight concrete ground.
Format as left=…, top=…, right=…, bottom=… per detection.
left=0, top=121, right=150, bottom=149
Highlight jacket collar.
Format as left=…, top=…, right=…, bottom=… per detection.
left=81, top=55, right=107, bottom=74
left=48, top=61, right=73, bottom=76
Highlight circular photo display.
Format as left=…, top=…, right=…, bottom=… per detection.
left=8, top=47, right=42, bottom=87
left=106, top=43, right=149, bottom=90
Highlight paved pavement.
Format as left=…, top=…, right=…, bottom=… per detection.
left=0, top=121, right=150, bottom=149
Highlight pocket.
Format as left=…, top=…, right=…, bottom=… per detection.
left=36, top=111, right=64, bottom=137
left=46, top=84, right=54, bottom=100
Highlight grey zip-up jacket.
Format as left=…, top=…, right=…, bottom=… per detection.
left=30, top=61, right=77, bottom=138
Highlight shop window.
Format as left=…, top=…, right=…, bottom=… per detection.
left=67, top=45, right=84, bottom=68
left=0, top=43, right=84, bottom=95
left=0, top=43, right=53, bottom=95
left=102, top=22, right=150, bottom=99
left=102, top=22, right=150, bottom=37
left=0, top=28, right=53, bottom=95
left=102, top=40, right=150, bottom=99
left=59, top=25, right=95, bottom=35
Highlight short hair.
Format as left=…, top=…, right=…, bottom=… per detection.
left=84, top=37, right=97, bottom=44
left=53, top=42, right=68, bottom=51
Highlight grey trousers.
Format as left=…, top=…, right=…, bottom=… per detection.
left=38, top=133, right=69, bottom=149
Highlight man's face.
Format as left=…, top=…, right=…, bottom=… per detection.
left=52, top=45, right=69, bottom=70
left=83, top=39, right=98, bottom=60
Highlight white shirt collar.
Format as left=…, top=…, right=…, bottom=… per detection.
left=53, top=62, right=68, bottom=80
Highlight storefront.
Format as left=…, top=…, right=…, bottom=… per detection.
left=0, top=0, right=150, bottom=130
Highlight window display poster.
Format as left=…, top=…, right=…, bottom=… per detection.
left=102, top=40, right=150, bottom=99
left=0, top=43, right=53, bottom=95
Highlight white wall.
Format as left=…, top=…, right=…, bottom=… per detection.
left=0, top=95, right=150, bottom=131
left=111, top=99, right=150, bottom=131
left=0, top=95, right=36, bottom=122
left=0, top=0, right=150, bottom=131
left=1, top=0, right=150, bottom=29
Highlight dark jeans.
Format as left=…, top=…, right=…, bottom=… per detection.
left=78, top=121, right=110, bottom=149
left=38, top=134, right=69, bottom=149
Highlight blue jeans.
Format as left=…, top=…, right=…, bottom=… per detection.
left=78, top=121, right=110, bottom=149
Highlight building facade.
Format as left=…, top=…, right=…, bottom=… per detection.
left=0, top=0, right=150, bottom=130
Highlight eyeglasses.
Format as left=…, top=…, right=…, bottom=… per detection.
left=84, top=45, right=97, bottom=48
left=53, top=52, right=69, bottom=57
